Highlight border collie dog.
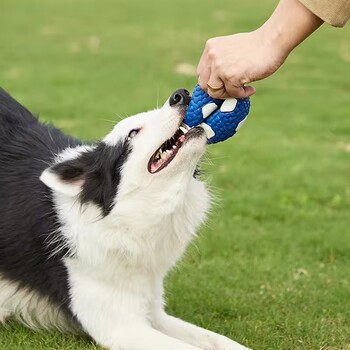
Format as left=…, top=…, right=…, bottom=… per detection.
left=0, top=88, right=250, bottom=350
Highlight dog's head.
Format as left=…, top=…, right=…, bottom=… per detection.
left=41, top=89, right=210, bottom=223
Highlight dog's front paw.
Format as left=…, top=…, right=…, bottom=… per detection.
left=196, top=333, right=251, bottom=350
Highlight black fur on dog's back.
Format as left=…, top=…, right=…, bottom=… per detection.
left=0, top=88, right=81, bottom=317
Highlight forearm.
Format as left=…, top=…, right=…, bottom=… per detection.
left=261, top=0, right=324, bottom=59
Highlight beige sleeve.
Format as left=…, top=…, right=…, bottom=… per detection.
left=299, top=0, right=350, bottom=27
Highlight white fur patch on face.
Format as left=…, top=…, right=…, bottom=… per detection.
left=102, top=100, right=206, bottom=179
left=102, top=112, right=148, bottom=147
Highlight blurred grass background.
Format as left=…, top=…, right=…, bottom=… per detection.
left=0, top=0, right=349, bottom=349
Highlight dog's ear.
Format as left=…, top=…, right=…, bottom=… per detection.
left=40, top=155, right=91, bottom=197
left=40, top=142, right=131, bottom=215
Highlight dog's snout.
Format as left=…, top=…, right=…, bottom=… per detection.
left=169, top=88, right=191, bottom=107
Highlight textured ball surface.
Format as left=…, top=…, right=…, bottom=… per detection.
left=206, top=98, right=250, bottom=144
left=184, top=84, right=250, bottom=144
left=185, top=84, right=222, bottom=127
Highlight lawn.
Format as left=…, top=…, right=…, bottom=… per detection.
left=0, top=0, right=349, bottom=349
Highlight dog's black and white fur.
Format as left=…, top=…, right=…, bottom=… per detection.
left=0, top=88, right=250, bottom=350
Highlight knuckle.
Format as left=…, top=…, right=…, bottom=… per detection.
left=226, top=85, right=244, bottom=98
left=207, top=49, right=217, bottom=60
left=225, top=70, right=238, bottom=82
left=205, top=38, right=215, bottom=48
left=208, top=91, right=219, bottom=99
left=236, top=89, right=246, bottom=98
left=212, top=58, right=223, bottom=71
left=209, top=90, right=226, bottom=99
left=221, top=72, right=231, bottom=83
left=205, top=39, right=220, bottom=60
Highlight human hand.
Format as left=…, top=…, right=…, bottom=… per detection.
left=197, top=29, right=287, bottom=99
left=197, top=0, right=323, bottom=99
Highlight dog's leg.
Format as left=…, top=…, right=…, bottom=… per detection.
left=85, top=323, right=205, bottom=350
left=152, top=311, right=251, bottom=350
left=75, top=310, right=204, bottom=350
left=67, top=267, right=203, bottom=350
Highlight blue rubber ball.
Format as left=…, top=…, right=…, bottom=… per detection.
left=184, top=84, right=250, bottom=144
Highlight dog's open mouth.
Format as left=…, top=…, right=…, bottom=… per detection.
left=148, top=122, right=191, bottom=174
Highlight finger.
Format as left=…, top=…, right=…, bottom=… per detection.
left=224, top=84, right=256, bottom=99
left=242, top=85, right=256, bottom=97
left=207, top=87, right=227, bottom=99
left=206, top=75, right=226, bottom=99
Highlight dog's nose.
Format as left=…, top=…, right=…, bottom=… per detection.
left=169, top=88, right=191, bottom=107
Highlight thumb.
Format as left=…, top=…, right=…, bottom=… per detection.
left=242, top=85, right=256, bottom=97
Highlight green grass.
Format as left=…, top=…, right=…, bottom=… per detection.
left=0, top=0, right=349, bottom=349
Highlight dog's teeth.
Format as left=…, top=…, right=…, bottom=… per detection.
left=179, top=126, right=187, bottom=134
left=152, top=127, right=187, bottom=170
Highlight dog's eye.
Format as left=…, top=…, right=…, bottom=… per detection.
left=127, top=129, right=139, bottom=141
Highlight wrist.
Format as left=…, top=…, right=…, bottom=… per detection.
left=258, top=22, right=292, bottom=62
left=259, top=0, right=323, bottom=59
